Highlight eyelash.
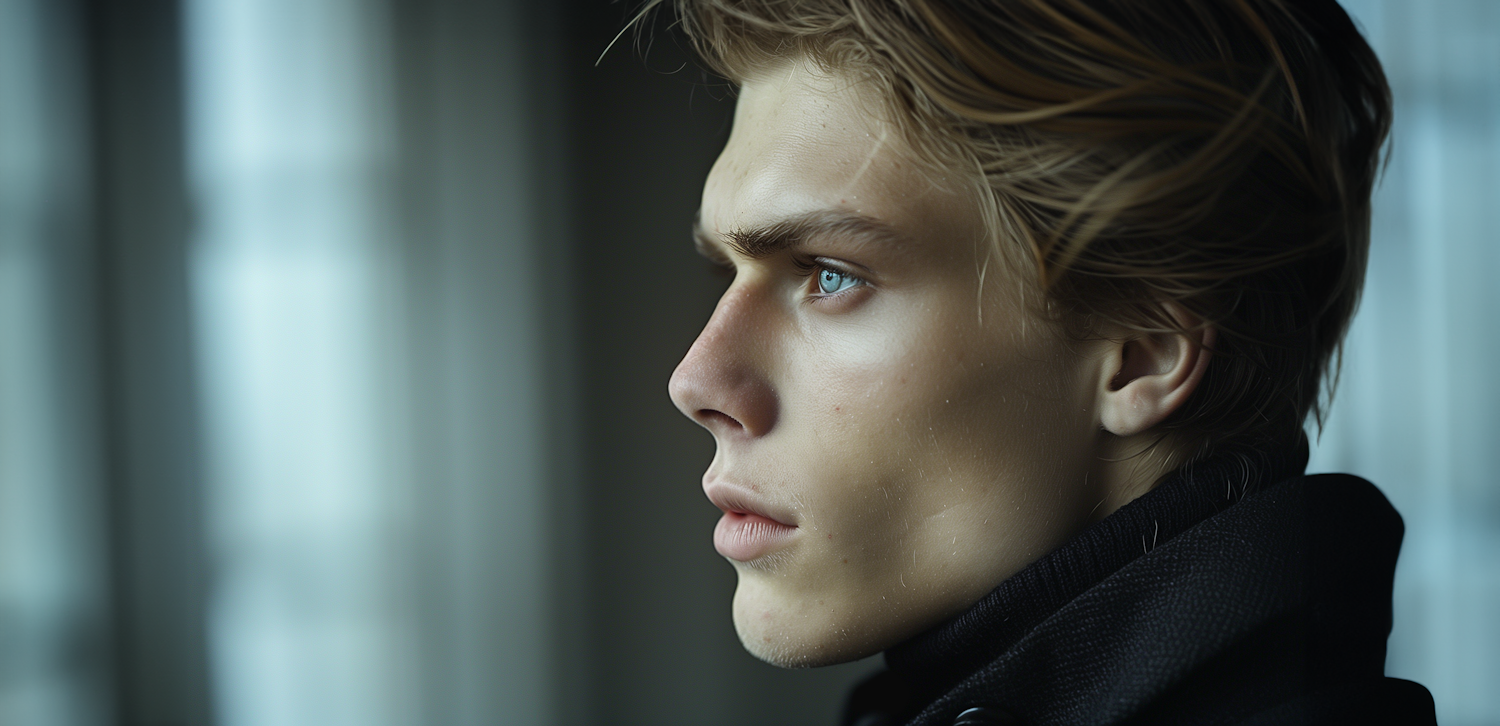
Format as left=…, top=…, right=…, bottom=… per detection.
left=704, top=255, right=869, bottom=304
left=790, top=256, right=868, bottom=300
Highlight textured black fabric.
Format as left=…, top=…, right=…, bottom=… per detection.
left=842, top=450, right=1437, bottom=726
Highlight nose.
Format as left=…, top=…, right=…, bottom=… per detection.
left=668, top=285, right=779, bottom=438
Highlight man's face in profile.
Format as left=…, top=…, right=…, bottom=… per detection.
left=669, top=62, right=1113, bottom=667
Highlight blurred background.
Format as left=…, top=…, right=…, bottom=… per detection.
left=0, top=0, right=1494, bottom=725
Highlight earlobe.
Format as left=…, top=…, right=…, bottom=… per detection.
left=1097, top=305, right=1215, bottom=437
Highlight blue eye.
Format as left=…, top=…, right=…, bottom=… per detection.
left=817, top=267, right=862, bottom=294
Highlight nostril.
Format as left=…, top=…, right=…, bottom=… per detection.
left=698, top=409, right=744, bottom=432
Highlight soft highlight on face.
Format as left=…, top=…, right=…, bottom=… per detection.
left=669, top=62, right=1117, bottom=667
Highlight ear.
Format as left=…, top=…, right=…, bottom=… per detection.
left=1097, top=304, right=1215, bottom=437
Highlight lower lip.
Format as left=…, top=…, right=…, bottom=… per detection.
left=713, top=512, right=798, bottom=562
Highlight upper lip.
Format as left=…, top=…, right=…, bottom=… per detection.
left=703, top=478, right=798, bottom=527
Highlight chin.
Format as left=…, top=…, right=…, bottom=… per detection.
left=729, top=569, right=890, bottom=669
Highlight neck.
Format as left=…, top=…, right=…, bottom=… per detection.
left=1085, top=430, right=1197, bottom=524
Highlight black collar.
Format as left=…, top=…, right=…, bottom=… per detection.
left=847, top=445, right=1309, bottom=725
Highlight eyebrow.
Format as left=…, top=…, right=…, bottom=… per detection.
left=692, top=210, right=904, bottom=265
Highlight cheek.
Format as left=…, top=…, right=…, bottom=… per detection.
left=783, top=303, right=1053, bottom=465
left=773, top=303, right=1089, bottom=544
left=769, top=315, right=981, bottom=539
left=780, top=311, right=916, bottom=428
left=769, top=316, right=929, bottom=538
left=781, top=309, right=952, bottom=459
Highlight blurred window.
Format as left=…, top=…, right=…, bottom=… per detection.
left=0, top=2, right=109, bottom=725
left=1307, top=2, right=1500, bottom=723
left=183, top=1, right=415, bottom=725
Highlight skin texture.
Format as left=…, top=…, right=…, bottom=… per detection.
left=668, top=61, right=1212, bottom=667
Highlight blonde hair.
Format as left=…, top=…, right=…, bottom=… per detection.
left=651, top=0, right=1391, bottom=460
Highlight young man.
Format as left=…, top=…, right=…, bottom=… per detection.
left=661, top=1, right=1437, bottom=723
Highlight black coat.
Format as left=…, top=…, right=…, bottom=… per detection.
left=842, top=450, right=1438, bottom=726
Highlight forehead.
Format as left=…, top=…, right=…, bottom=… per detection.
left=700, top=62, right=975, bottom=243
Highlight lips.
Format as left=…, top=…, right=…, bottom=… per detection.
left=704, top=482, right=798, bottom=562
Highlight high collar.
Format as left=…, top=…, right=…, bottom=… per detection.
left=844, top=439, right=1435, bottom=726
left=881, top=444, right=1310, bottom=712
